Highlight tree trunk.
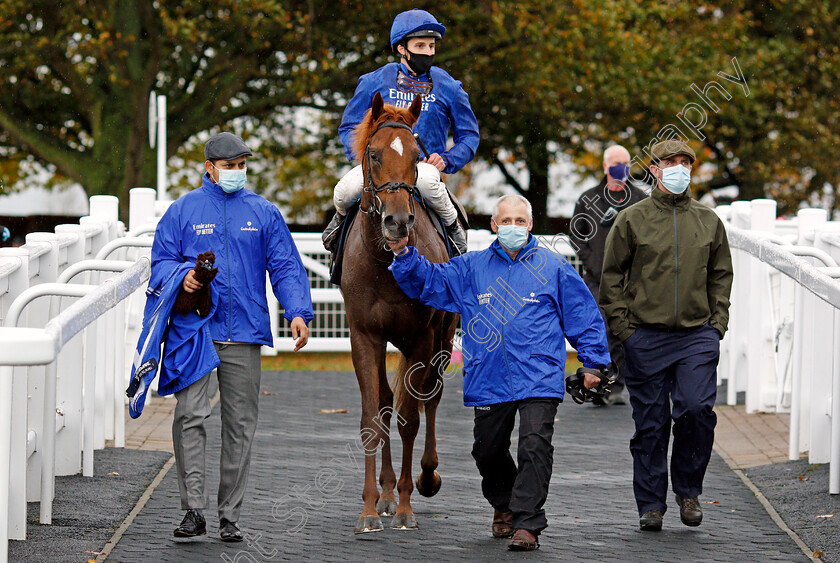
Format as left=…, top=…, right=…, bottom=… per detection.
left=525, top=134, right=550, bottom=234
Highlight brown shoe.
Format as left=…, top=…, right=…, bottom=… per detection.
left=508, top=529, right=539, bottom=551
left=492, top=509, right=514, bottom=538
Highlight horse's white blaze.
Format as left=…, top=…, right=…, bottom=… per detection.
left=389, top=137, right=404, bottom=156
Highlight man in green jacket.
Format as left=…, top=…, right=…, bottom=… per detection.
left=599, top=139, right=733, bottom=532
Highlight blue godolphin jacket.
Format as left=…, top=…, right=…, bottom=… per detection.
left=338, top=63, right=480, bottom=174
left=389, top=236, right=611, bottom=406
left=152, top=173, right=314, bottom=345
left=127, top=261, right=219, bottom=418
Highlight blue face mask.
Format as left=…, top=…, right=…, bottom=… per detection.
left=213, top=165, right=247, bottom=193
left=608, top=163, right=629, bottom=182
left=659, top=165, right=691, bottom=194
left=496, top=225, right=529, bottom=251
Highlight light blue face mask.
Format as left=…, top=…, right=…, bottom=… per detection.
left=496, top=225, right=529, bottom=251
left=213, top=165, right=247, bottom=193
left=659, top=164, right=691, bottom=194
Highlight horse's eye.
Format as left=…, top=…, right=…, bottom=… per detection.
left=370, top=151, right=381, bottom=162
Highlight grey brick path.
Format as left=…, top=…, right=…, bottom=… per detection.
left=106, top=371, right=810, bottom=562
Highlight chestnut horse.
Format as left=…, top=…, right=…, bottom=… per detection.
left=341, top=92, right=459, bottom=533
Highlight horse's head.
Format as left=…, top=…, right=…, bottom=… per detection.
left=353, top=92, right=423, bottom=244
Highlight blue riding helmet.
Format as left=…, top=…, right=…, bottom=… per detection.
left=390, top=9, right=446, bottom=51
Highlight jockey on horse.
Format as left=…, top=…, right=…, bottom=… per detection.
left=323, top=8, right=479, bottom=257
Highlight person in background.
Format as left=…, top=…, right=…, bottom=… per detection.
left=570, top=144, right=647, bottom=405
left=600, top=139, right=732, bottom=532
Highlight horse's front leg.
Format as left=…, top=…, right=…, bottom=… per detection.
left=376, top=353, right=398, bottom=516
left=350, top=332, right=385, bottom=534
left=391, top=337, right=434, bottom=530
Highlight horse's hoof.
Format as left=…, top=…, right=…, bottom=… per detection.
left=354, top=515, right=384, bottom=534
left=376, top=499, right=398, bottom=516
left=416, top=470, right=442, bottom=497
left=390, top=513, right=418, bottom=530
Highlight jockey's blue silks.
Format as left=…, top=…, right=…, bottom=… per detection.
left=339, top=63, right=479, bottom=174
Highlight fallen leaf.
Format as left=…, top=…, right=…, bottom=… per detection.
left=107, top=472, right=120, bottom=476
left=816, top=514, right=834, bottom=518
left=85, top=551, right=105, bottom=555
left=261, top=391, right=276, bottom=396
left=703, top=500, right=721, bottom=504
left=814, top=550, right=825, bottom=558
left=798, top=476, right=808, bottom=481
left=319, top=409, right=348, bottom=414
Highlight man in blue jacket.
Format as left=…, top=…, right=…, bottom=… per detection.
left=153, top=132, right=314, bottom=542
left=387, top=194, right=610, bottom=551
left=323, top=8, right=480, bottom=256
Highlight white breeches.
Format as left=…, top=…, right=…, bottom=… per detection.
left=333, top=163, right=457, bottom=225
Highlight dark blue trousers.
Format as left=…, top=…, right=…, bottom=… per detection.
left=622, top=324, right=720, bottom=516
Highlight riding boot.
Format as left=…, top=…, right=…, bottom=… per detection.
left=322, top=212, right=345, bottom=253
left=446, top=221, right=468, bottom=256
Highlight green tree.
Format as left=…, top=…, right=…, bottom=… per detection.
left=0, top=0, right=383, bottom=216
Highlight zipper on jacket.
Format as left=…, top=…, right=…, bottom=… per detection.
left=224, top=195, right=232, bottom=341
left=673, top=205, right=679, bottom=324
left=500, top=263, right=516, bottom=401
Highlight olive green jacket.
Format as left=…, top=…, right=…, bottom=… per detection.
left=599, top=186, right=733, bottom=342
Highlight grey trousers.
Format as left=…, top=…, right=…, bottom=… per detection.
left=172, top=342, right=261, bottom=523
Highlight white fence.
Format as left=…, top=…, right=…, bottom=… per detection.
left=717, top=199, right=840, bottom=495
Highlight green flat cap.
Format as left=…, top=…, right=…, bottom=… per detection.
left=650, top=139, right=696, bottom=164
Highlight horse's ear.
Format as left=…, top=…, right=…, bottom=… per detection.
left=370, top=92, right=384, bottom=122
left=408, top=95, right=422, bottom=124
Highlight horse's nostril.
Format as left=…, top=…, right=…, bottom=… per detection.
left=408, top=214, right=415, bottom=225
left=383, top=215, right=395, bottom=226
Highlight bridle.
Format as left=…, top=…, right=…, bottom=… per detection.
left=360, top=121, right=419, bottom=218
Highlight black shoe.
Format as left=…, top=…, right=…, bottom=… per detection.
left=322, top=212, right=345, bottom=253
left=174, top=509, right=206, bottom=537
left=219, top=518, right=244, bottom=542
left=675, top=495, right=703, bottom=526
left=445, top=221, right=468, bottom=255
left=639, top=510, right=663, bottom=531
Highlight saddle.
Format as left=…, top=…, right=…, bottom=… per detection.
left=329, top=191, right=469, bottom=286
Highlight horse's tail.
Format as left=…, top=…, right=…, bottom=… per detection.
left=391, top=353, right=426, bottom=413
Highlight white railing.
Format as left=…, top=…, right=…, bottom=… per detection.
left=0, top=189, right=155, bottom=562
left=718, top=199, right=840, bottom=495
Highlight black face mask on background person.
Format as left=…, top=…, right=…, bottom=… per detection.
left=406, top=50, right=434, bottom=75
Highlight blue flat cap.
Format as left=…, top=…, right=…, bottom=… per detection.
left=204, top=132, right=253, bottom=161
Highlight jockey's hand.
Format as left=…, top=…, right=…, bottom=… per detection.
left=387, top=237, right=410, bottom=255
left=583, top=371, right=602, bottom=390
left=424, top=153, right=446, bottom=172
left=182, top=269, right=203, bottom=293
left=290, top=317, right=309, bottom=351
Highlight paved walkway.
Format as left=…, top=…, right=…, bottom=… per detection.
left=102, top=371, right=812, bottom=562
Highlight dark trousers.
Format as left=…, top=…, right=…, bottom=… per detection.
left=622, top=324, right=720, bottom=516
left=584, top=275, right=625, bottom=389
left=471, top=398, right=559, bottom=534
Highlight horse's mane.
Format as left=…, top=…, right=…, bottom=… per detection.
left=351, top=103, right=417, bottom=162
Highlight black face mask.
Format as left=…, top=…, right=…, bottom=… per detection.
left=406, top=50, right=434, bottom=75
